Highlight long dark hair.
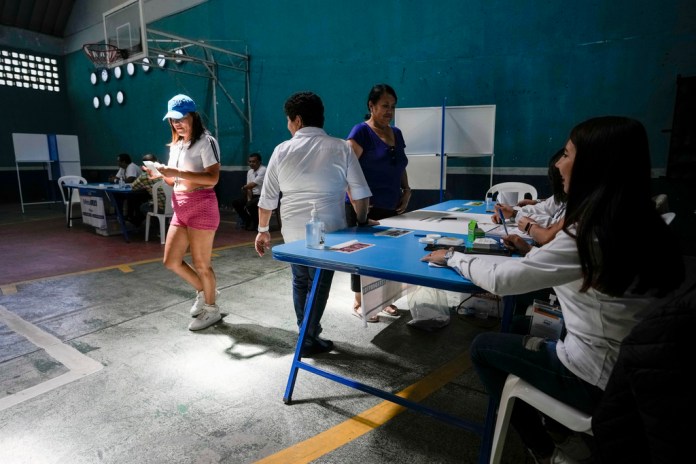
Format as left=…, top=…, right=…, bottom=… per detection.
left=563, top=116, right=683, bottom=296
left=168, top=112, right=207, bottom=146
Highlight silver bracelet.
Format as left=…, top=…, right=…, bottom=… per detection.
left=257, top=225, right=270, bottom=233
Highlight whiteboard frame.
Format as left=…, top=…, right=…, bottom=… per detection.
left=395, top=104, right=496, bottom=198
left=12, top=133, right=82, bottom=212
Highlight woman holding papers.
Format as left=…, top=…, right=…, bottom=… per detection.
left=422, top=116, right=685, bottom=463
left=346, top=83, right=411, bottom=321
left=150, top=94, right=222, bottom=332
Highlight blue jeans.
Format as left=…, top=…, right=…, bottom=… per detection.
left=470, top=332, right=603, bottom=457
left=290, top=264, right=334, bottom=340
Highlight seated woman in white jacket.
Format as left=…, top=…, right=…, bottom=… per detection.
left=422, top=116, right=685, bottom=463
left=494, top=148, right=566, bottom=246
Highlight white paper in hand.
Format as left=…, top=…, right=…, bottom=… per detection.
left=143, top=160, right=164, bottom=178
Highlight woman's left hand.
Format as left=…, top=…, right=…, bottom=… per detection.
left=396, top=190, right=411, bottom=214
left=421, top=249, right=449, bottom=265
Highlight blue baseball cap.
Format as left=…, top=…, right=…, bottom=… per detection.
left=163, top=94, right=196, bottom=120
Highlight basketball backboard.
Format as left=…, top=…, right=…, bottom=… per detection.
left=103, top=0, right=147, bottom=68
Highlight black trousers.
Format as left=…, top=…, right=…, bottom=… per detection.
left=232, top=194, right=260, bottom=227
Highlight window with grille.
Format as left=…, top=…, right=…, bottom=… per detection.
left=0, top=48, right=60, bottom=92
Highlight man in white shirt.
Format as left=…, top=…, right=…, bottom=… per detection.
left=109, top=153, right=140, bottom=184
left=255, top=91, right=372, bottom=356
left=232, top=152, right=266, bottom=230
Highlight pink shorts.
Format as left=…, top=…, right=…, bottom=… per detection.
left=170, top=188, right=220, bottom=231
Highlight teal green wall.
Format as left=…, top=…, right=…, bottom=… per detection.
left=2, top=0, right=695, bottom=201
left=67, top=0, right=695, bottom=169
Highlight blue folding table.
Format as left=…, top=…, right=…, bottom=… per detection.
left=271, top=200, right=516, bottom=463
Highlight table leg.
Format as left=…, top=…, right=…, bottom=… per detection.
left=66, top=188, right=73, bottom=228
left=283, top=267, right=324, bottom=404
left=105, top=191, right=130, bottom=243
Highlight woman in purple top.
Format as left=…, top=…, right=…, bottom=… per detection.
left=346, top=83, right=412, bottom=321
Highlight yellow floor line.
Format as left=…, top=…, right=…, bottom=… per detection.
left=255, top=352, right=472, bottom=464
left=0, top=285, right=17, bottom=295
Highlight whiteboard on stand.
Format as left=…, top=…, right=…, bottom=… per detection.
left=12, top=133, right=50, bottom=162
left=395, top=104, right=496, bottom=191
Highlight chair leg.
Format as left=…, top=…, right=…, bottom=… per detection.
left=490, top=375, right=521, bottom=464
left=159, top=217, right=166, bottom=245
left=145, top=216, right=151, bottom=242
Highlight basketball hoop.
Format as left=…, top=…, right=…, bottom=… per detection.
left=82, top=43, right=128, bottom=68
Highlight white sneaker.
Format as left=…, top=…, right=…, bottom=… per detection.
left=188, top=304, right=222, bottom=331
left=190, top=289, right=220, bottom=317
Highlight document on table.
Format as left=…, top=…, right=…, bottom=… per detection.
left=373, top=228, right=412, bottom=237
left=330, top=240, right=375, bottom=253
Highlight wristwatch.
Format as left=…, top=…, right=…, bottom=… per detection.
left=444, top=249, right=454, bottom=260
left=257, top=225, right=270, bottom=233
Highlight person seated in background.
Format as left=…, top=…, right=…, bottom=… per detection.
left=126, top=154, right=165, bottom=227
left=493, top=149, right=566, bottom=246
left=108, top=153, right=140, bottom=184
left=492, top=149, right=566, bottom=245
left=232, top=152, right=266, bottom=230
left=422, top=116, right=685, bottom=463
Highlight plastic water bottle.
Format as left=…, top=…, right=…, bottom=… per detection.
left=118, top=176, right=125, bottom=188
left=305, top=201, right=325, bottom=249
left=485, top=192, right=494, bottom=212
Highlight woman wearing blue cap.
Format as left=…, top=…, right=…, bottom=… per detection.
left=149, top=94, right=222, bottom=331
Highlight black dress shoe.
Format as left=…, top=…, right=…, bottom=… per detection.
left=300, top=337, right=334, bottom=357
left=313, top=337, right=334, bottom=350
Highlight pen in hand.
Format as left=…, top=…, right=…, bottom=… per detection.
left=498, top=206, right=509, bottom=235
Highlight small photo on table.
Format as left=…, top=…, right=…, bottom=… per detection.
left=330, top=240, right=375, bottom=253
left=465, top=201, right=484, bottom=206
left=447, top=206, right=471, bottom=212
left=374, top=228, right=412, bottom=237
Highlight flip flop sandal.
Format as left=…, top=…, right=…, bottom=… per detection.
left=352, top=305, right=379, bottom=323
left=378, top=304, right=400, bottom=318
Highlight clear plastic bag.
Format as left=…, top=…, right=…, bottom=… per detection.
left=406, top=286, right=450, bottom=331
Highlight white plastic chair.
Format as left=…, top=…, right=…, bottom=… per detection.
left=486, top=182, right=538, bottom=206
left=144, top=180, right=174, bottom=244
left=57, top=175, right=88, bottom=226
left=661, top=212, right=676, bottom=225
left=489, top=374, right=593, bottom=464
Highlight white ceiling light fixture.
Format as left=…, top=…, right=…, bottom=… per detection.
left=157, top=54, right=166, bottom=68
left=103, top=93, right=111, bottom=107
left=174, top=48, right=185, bottom=64
left=126, top=62, right=135, bottom=76
left=116, top=91, right=125, bottom=105
left=141, top=57, right=151, bottom=72
left=113, top=66, right=122, bottom=79
left=93, top=96, right=100, bottom=109
left=90, top=72, right=97, bottom=85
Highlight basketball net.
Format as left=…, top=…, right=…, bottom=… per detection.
left=82, top=43, right=128, bottom=69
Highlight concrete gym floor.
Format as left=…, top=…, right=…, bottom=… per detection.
left=0, top=209, right=529, bottom=464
